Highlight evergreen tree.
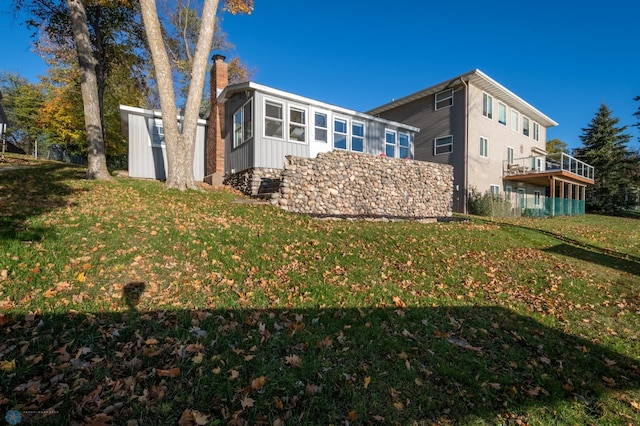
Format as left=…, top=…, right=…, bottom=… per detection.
left=575, top=103, right=634, bottom=213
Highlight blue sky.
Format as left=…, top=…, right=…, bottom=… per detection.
left=1, top=1, right=639, bottom=151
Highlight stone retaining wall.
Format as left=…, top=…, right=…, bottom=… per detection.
left=270, top=151, right=453, bottom=218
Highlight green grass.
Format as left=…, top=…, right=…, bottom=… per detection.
left=1, top=158, right=639, bottom=425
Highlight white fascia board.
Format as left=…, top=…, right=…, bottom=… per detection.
left=218, top=82, right=420, bottom=133
left=118, top=104, right=208, bottom=125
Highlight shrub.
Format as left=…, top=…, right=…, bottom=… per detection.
left=468, top=186, right=512, bottom=217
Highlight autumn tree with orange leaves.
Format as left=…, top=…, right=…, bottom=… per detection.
left=139, top=0, right=253, bottom=191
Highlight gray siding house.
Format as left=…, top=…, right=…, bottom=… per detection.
left=368, top=69, right=594, bottom=216
left=119, top=105, right=207, bottom=181
left=217, top=81, right=419, bottom=179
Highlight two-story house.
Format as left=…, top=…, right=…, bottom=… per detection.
left=368, top=69, right=594, bottom=216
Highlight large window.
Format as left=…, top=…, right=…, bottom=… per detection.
left=498, top=102, right=507, bottom=125
left=435, top=89, right=453, bottom=110
left=434, top=135, right=453, bottom=155
left=399, top=132, right=411, bottom=159
left=334, top=118, right=347, bottom=150
left=522, top=116, right=530, bottom=137
left=351, top=122, right=364, bottom=152
left=480, top=136, right=488, bottom=158
left=533, top=122, right=540, bottom=141
left=507, top=146, right=514, bottom=164
left=264, top=100, right=283, bottom=139
left=482, top=93, right=493, bottom=119
left=314, top=112, right=327, bottom=143
left=385, top=130, right=396, bottom=157
left=233, top=99, right=253, bottom=148
left=490, top=185, right=500, bottom=198
left=289, top=106, right=306, bottom=142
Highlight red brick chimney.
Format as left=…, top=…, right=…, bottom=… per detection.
left=205, top=54, right=228, bottom=184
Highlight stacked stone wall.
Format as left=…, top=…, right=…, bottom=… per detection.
left=270, top=151, right=453, bottom=218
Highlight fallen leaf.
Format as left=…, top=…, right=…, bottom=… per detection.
left=192, top=410, right=208, bottom=425
left=346, top=410, right=358, bottom=421
left=77, top=272, right=86, bottom=283
left=284, top=354, right=302, bottom=367
left=240, top=396, right=255, bottom=409
left=0, top=359, right=16, bottom=372
left=364, top=376, right=371, bottom=389
left=602, top=376, right=616, bottom=386
left=251, top=376, right=266, bottom=391
left=393, top=401, right=404, bottom=411
left=157, top=368, right=180, bottom=377
left=192, top=353, right=203, bottom=364
left=228, top=369, right=240, bottom=380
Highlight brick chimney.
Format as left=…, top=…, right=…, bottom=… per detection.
left=205, top=54, right=228, bottom=184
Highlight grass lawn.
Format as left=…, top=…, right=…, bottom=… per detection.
left=1, top=157, right=639, bottom=425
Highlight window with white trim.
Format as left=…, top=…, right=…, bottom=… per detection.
left=482, top=93, right=493, bottom=119
left=434, top=135, right=453, bottom=155
left=233, top=99, right=253, bottom=148
left=351, top=122, right=364, bottom=152
left=498, top=102, right=507, bottom=125
left=264, top=100, right=283, bottom=139
left=314, top=112, right=327, bottom=143
left=385, top=130, right=397, bottom=157
left=289, top=106, right=306, bottom=142
left=435, top=89, right=453, bottom=110
left=490, top=185, right=500, bottom=197
left=334, top=118, right=347, bottom=150
left=522, top=116, right=530, bottom=137
left=511, top=109, right=519, bottom=132
left=534, top=190, right=541, bottom=206
left=151, top=118, right=165, bottom=146
left=480, top=136, right=488, bottom=158
left=399, top=132, right=411, bottom=159
left=507, top=146, right=514, bottom=164
left=533, top=122, right=540, bottom=141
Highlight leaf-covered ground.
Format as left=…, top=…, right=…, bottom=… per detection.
left=1, top=160, right=639, bottom=425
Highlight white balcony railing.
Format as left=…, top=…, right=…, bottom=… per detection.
left=504, top=152, right=594, bottom=181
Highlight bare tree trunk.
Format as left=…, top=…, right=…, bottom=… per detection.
left=140, top=0, right=220, bottom=191
left=66, top=0, right=112, bottom=180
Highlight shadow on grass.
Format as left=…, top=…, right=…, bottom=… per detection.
left=2, top=306, right=638, bottom=424
left=0, top=164, right=86, bottom=241
left=488, top=219, right=640, bottom=277
left=544, top=243, right=640, bottom=277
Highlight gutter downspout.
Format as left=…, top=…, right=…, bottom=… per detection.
left=460, top=77, right=469, bottom=214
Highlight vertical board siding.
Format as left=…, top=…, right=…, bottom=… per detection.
left=124, top=107, right=206, bottom=181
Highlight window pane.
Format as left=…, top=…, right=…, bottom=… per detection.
left=522, top=116, right=529, bottom=136
left=511, top=110, right=519, bottom=131
left=352, top=137, right=363, bottom=152
left=334, top=119, right=347, bottom=149
left=385, top=131, right=396, bottom=144
left=498, top=103, right=507, bottom=125
left=483, top=93, right=493, bottom=119
left=315, top=113, right=327, bottom=127
left=233, top=110, right=243, bottom=147
left=399, top=132, right=409, bottom=147
left=243, top=101, right=252, bottom=141
left=315, top=128, right=327, bottom=142
left=265, top=101, right=282, bottom=119
left=386, top=144, right=395, bottom=157
left=290, top=108, right=305, bottom=124
left=400, top=147, right=410, bottom=159
left=434, top=136, right=453, bottom=155
left=435, top=89, right=453, bottom=110
left=265, top=119, right=283, bottom=138
left=352, top=123, right=364, bottom=137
